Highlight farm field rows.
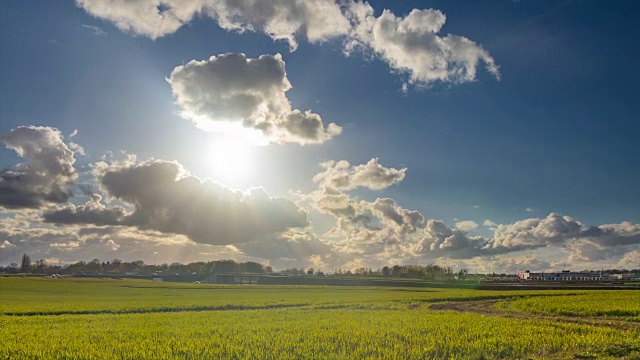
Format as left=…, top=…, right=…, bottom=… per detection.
left=1, top=277, right=639, bottom=359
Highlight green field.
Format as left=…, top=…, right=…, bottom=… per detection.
left=1, top=278, right=638, bottom=359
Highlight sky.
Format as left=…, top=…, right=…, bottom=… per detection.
left=1, top=0, right=639, bottom=273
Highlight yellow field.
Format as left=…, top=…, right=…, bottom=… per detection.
left=1, top=277, right=638, bottom=359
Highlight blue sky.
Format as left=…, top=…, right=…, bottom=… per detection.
left=1, top=0, right=638, bottom=271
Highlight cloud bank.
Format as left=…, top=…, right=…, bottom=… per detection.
left=76, top=0, right=350, bottom=50
left=307, top=158, right=640, bottom=266
left=77, top=1, right=499, bottom=88
left=2, top=127, right=637, bottom=270
left=43, top=158, right=309, bottom=246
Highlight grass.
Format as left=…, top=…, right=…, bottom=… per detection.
left=505, top=291, right=640, bottom=320
left=1, top=277, right=638, bottom=359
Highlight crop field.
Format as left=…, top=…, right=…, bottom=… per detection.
left=1, top=277, right=639, bottom=359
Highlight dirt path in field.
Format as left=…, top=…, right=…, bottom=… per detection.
left=429, top=300, right=639, bottom=331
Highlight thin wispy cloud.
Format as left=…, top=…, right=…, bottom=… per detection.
left=82, top=24, right=107, bottom=36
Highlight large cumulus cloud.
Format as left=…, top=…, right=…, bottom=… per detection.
left=0, top=126, right=78, bottom=209
left=310, top=158, right=419, bottom=261
left=43, top=158, right=309, bottom=246
left=168, top=53, right=341, bottom=144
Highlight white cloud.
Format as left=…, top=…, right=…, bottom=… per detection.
left=43, top=194, right=130, bottom=226
left=491, top=214, right=584, bottom=251
left=344, top=3, right=500, bottom=88
left=619, top=250, right=640, bottom=267
left=68, top=142, right=86, bottom=156
left=76, top=1, right=499, bottom=92
left=203, top=0, right=351, bottom=51
left=308, top=158, right=640, bottom=265
left=44, top=158, right=309, bottom=246
left=168, top=53, right=341, bottom=144
left=0, top=240, right=16, bottom=249
left=50, top=242, right=81, bottom=250
left=415, top=219, right=491, bottom=259
left=236, top=231, right=337, bottom=268
left=0, top=217, right=207, bottom=266
left=313, top=158, right=406, bottom=192
left=76, top=0, right=350, bottom=50
left=491, top=214, right=640, bottom=255
left=0, top=126, right=78, bottom=209
left=372, top=198, right=424, bottom=236
left=82, top=24, right=107, bottom=36
left=105, top=239, right=120, bottom=251
left=76, top=0, right=200, bottom=40
left=455, top=220, right=478, bottom=232
left=493, top=255, right=551, bottom=273
left=483, top=219, right=497, bottom=227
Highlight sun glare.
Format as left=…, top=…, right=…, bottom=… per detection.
left=208, top=137, right=254, bottom=181
left=205, top=124, right=268, bottom=185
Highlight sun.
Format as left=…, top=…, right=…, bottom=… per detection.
left=204, top=124, right=268, bottom=186
left=208, top=137, right=254, bottom=181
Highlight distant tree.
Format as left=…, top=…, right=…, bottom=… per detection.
left=307, top=268, right=314, bottom=275
left=241, top=261, right=264, bottom=273
left=132, top=260, right=145, bottom=269
left=186, top=261, right=207, bottom=275
left=65, top=261, right=87, bottom=274
left=85, top=259, right=102, bottom=273
left=9, top=263, right=18, bottom=270
left=211, top=260, right=237, bottom=274
left=281, top=268, right=305, bottom=275
left=20, top=253, right=31, bottom=272
left=391, top=265, right=402, bottom=277
left=381, top=266, right=391, bottom=277
left=34, top=259, right=47, bottom=273
left=457, top=269, right=468, bottom=280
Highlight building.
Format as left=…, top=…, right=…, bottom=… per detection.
left=518, top=270, right=605, bottom=281
left=202, top=273, right=261, bottom=284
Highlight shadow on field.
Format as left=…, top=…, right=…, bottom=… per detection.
left=3, top=303, right=309, bottom=317
left=429, top=297, right=640, bottom=331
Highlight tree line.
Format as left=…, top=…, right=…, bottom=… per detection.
left=4, top=253, right=637, bottom=278
left=4, top=255, right=465, bottom=279
left=1, top=254, right=273, bottom=276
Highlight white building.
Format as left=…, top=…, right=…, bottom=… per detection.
left=518, top=270, right=604, bottom=281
